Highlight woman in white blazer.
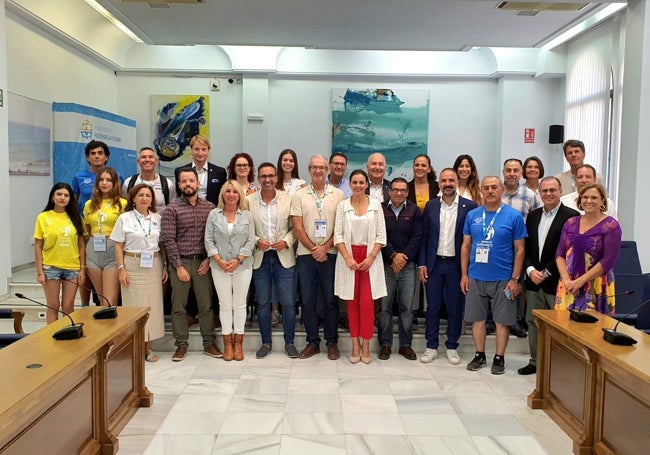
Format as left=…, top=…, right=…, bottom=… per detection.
left=334, top=169, right=387, bottom=364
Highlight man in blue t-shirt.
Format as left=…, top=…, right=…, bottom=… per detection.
left=460, top=176, right=527, bottom=375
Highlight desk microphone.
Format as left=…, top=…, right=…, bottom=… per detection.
left=602, top=298, right=650, bottom=346
left=14, top=293, right=84, bottom=340
left=569, top=290, right=634, bottom=324
left=66, top=278, right=117, bottom=319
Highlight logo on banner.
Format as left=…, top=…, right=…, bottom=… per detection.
left=80, top=119, right=93, bottom=140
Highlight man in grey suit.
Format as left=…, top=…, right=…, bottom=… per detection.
left=248, top=163, right=299, bottom=359
left=518, top=176, right=579, bottom=375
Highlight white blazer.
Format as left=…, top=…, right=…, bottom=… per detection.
left=333, top=196, right=387, bottom=300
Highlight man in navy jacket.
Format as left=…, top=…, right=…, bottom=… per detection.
left=418, top=168, right=478, bottom=365
left=378, top=178, right=423, bottom=360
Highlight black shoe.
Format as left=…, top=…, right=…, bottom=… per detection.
left=466, top=353, right=487, bottom=371
left=339, top=315, right=349, bottom=331
left=509, top=325, right=528, bottom=338
left=485, top=322, right=496, bottom=335
left=517, top=363, right=536, bottom=375
left=491, top=356, right=505, bottom=375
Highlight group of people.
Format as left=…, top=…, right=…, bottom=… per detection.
left=33, top=136, right=622, bottom=373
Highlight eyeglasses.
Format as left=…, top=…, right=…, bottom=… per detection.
left=309, top=166, right=327, bottom=171
left=235, top=163, right=250, bottom=169
left=390, top=188, right=407, bottom=194
left=259, top=174, right=276, bottom=180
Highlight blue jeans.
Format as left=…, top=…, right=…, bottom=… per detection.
left=253, top=251, right=296, bottom=345
left=424, top=257, right=464, bottom=350
left=296, top=253, right=339, bottom=345
left=378, top=262, right=416, bottom=348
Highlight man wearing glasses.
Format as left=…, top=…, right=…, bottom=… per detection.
left=174, top=134, right=227, bottom=206
left=327, top=152, right=352, bottom=197
left=377, top=178, right=423, bottom=360
left=248, top=163, right=299, bottom=359
left=291, top=155, right=345, bottom=360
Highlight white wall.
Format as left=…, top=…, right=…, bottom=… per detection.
left=6, top=12, right=118, bottom=268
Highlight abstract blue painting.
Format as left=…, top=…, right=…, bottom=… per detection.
left=332, top=88, right=430, bottom=179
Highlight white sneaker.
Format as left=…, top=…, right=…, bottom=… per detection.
left=420, top=348, right=438, bottom=363
left=446, top=349, right=461, bottom=365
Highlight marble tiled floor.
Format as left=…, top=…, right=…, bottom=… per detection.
left=117, top=349, right=573, bottom=455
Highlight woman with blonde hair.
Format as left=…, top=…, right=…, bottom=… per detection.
left=205, top=180, right=256, bottom=360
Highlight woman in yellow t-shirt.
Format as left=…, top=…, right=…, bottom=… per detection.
left=34, top=182, right=86, bottom=324
left=83, top=167, right=126, bottom=308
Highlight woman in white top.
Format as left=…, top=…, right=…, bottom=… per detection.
left=334, top=170, right=387, bottom=364
left=276, top=148, right=306, bottom=195
left=205, top=180, right=256, bottom=361
left=111, top=184, right=167, bottom=362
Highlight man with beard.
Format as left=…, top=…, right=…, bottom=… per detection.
left=418, top=168, right=477, bottom=365
left=162, top=168, right=221, bottom=361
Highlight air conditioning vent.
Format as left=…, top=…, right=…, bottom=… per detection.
left=497, top=2, right=589, bottom=12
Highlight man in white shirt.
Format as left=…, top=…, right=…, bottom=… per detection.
left=174, top=134, right=227, bottom=206
left=365, top=152, right=390, bottom=202
left=560, top=164, right=616, bottom=217
left=248, top=162, right=299, bottom=359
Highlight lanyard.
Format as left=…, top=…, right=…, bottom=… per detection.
left=482, top=204, right=503, bottom=241
left=132, top=210, right=152, bottom=238
left=310, top=184, right=329, bottom=215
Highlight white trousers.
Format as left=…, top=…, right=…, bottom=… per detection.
left=211, top=266, right=252, bottom=335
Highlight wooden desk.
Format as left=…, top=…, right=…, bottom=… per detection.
left=529, top=309, right=650, bottom=455
left=0, top=306, right=151, bottom=455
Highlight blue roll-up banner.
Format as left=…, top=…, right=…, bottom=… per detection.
left=52, top=103, right=137, bottom=184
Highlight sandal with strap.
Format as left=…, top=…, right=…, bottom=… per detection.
left=145, top=350, right=159, bottom=362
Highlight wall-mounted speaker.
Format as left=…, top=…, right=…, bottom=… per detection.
left=549, top=125, right=564, bottom=144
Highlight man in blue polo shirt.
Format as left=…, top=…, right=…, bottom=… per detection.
left=460, top=176, right=527, bottom=375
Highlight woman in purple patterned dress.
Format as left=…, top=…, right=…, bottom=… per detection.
left=555, top=183, right=622, bottom=314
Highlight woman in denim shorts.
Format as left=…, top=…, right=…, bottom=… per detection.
left=34, top=183, right=86, bottom=324
left=83, top=167, right=126, bottom=308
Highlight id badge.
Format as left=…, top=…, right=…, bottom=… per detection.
left=476, top=245, right=490, bottom=264
left=140, top=250, right=154, bottom=268
left=93, top=234, right=107, bottom=252
left=314, top=219, right=327, bottom=238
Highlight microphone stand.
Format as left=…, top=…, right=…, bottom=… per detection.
left=15, top=293, right=84, bottom=340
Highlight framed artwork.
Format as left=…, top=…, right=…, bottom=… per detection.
left=151, top=95, right=210, bottom=177
left=332, top=88, right=430, bottom=178
left=8, top=92, right=51, bottom=176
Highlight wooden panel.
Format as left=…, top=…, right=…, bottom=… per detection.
left=0, top=307, right=150, bottom=455
left=531, top=309, right=650, bottom=455
left=549, top=342, right=587, bottom=421
left=2, top=376, right=93, bottom=454
left=107, top=340, right=135, bottom=417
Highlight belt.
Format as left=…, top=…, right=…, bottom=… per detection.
left=180, top=254, right=207, bottom=260
left=124, top=251, right=160, bottom=258
left=436, top=255, right=455, bottom=260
